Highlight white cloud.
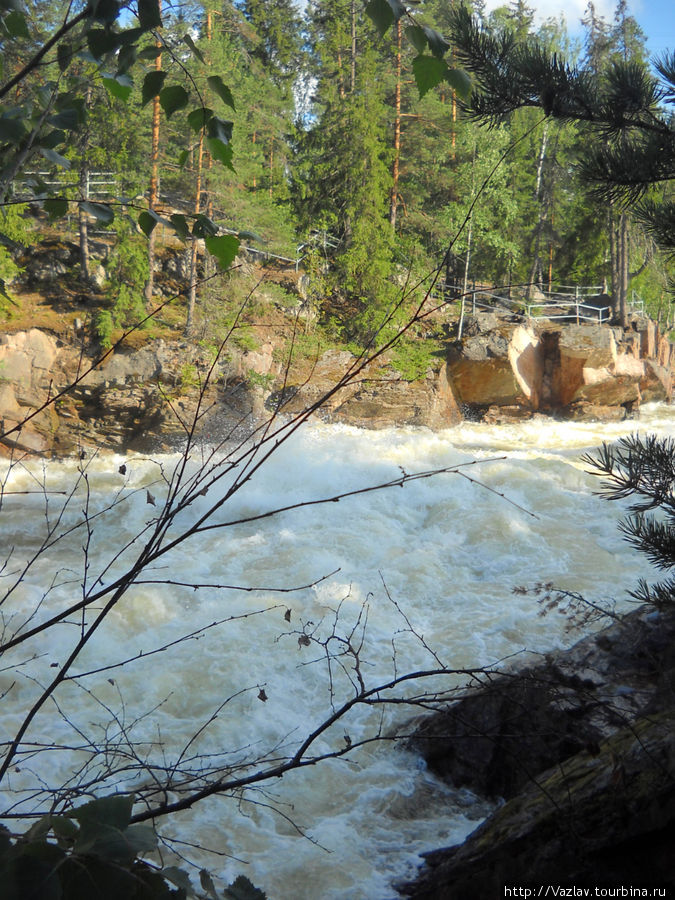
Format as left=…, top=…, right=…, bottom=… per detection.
left=482, top=0, right=615, bottom=33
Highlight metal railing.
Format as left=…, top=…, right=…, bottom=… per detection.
left=16, top=171, right=119, bottom=200
left=527, top=299, right=612, bottom=322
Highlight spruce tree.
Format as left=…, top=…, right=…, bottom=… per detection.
left=294, top=0, right=396, bottom=344
left=447, top=4, right=674, bottom=323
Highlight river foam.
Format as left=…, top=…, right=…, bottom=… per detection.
left=1, top=404, right=672, bottom=898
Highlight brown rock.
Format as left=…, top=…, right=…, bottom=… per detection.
left=574, top=374, right=641, bottom=407
left=0, top=421, right=51, bottom=453
left=657, top=336, right=673, bottom=368
left=613, top=353, right=645, bottom=378
left=634, top=316, right=658, bottom=358
left=640, top=359, right=672, bottom=403
left=334, top=365, right=461, bottom=429
left=565, top=402, right=628, bottom=422
left=557, top=325, right=617, bottom=405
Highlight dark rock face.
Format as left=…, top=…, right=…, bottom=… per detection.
left=402, top=711, right=675, bottom=899
left=401, top=606, right=675, bottom=898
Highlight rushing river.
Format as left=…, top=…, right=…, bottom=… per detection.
left=1, top=404, right=673, bottom=898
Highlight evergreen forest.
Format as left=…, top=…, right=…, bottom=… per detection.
left=1, top=0, right=673, bottom=352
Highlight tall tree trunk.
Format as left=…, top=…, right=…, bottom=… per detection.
left=185, top=132, right=204, bottom=336
left=526, top=122, right=549, bottom=300
left=350, top=0, right=356, bottom=93
left=389, top=19, right=402, bottom=230
left=78, top=163, right=90, bottom=282
left=78, top=84, right=92, bottom=282
left=185, top=8, right=212, bottom=334
left=269, top=137, right=274, bottom=197
left=462, top=215, right=473, bottom=301
left=337, top=50, right=344, bottom=98
left=608, top=204, right=619, bottom=321
left=619, top=211, right=628, bottom=328
left=145, top=16, right=162, bottom=305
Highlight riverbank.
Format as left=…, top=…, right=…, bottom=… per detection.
left=400, top=600, right=675, bottom=897
left=1, top=238, right=673, bottom=457
left=1, top=313, right=672, bottom=458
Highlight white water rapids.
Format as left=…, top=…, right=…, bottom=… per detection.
left=1, top=404, right=673, bottom=899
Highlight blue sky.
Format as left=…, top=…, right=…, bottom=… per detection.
left=293, top=1, right=673, bottom=63
left=482, top=0, right=674, bottom=59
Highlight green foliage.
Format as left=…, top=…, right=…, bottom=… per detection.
left=364, top=0, right=470, bottom=100
left=0, top=0, right=239, bottom=270
left=97, top=224, right=149, bottom=344
left=0, top=795, right=182, bottom=900
left=223, top=875, right=267, bottom=900
left=448, top=3, right=674, bottom=256
left=390, top=335, right=443, bottom=381
left=95, top=308, right=115, bottom=348
left=583, top=434, right=675, bottom=610
left=179, top=362, right=200, bottom=391
left=0, top=249, right=20, bottom=310
left=0, top=204, right=26, bottom=310
left=0, top=203, right=29, bottom=244
left=246, top=368, right=274, bottom=390
left=0, top=795, right=269, bottom=899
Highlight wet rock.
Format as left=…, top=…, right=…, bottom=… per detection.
left=401, top=710, right=675, bottom=898
left=410, top=605, right=675, bottom=800
left=402, top=606, right=675, bottom=898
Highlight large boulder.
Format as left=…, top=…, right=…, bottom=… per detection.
left=555, top=323, right=617, bottom=405
left=402, top=711, right=675, bottom=899
left=447, top=322, right=542, bottom=410
left=0, top=330, right=61, bottom=453
left=409, top=605, right=675, bottom=799
left=402, top=605, right=675, bottom=898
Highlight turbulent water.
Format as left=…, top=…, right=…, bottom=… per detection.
left=1, top=404, right=673, bottom=899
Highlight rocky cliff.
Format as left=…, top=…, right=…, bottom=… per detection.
left=2, top=310, right=673, bottom=456
left=1, top=239, right=673, bottom=456
left=400, top=604, right=675, bottom=898
left=448, top=312, right=673, bottom=423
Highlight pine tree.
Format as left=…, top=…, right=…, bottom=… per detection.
left=447, top=4, right=675, bottom=322
left=294, top=1, right=396, bottom=343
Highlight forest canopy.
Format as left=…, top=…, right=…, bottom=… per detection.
left=0, top=0, right=673, bottom=335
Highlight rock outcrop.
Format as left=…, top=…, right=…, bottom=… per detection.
left=1, top=301, right=672, bottom=455
left=400, top=605, right=675, bottom=897
left=448, top=314, right=673, bottom=421
left=270, top=349, right=461, bottom=430
left=0, top=331, right=270, bottom=456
